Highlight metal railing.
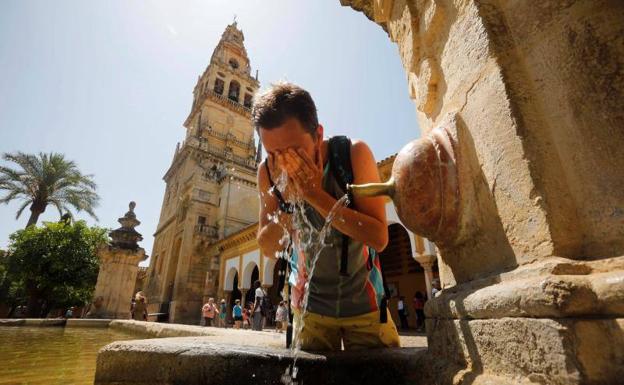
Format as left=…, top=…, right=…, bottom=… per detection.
left=195, top=224, right=219, bottom=238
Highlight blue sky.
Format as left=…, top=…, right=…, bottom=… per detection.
left=0, top=1, right=420, bottom=258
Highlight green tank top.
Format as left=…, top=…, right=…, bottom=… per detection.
left=293, top=163, right=381, bottom=318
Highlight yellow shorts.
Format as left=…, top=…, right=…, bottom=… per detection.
left=293, top=309, right=400, bottom=351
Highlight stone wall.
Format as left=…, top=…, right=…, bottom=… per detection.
left=342, top=0, right=624, bottom=383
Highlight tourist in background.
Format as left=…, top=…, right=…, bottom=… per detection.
left=201, top=297, right=219, bottom=326
left=275, top=301, right=288, bottom=333
left=131, top=296, right=147, bottom=321
left=233, top=299, right=243, bottom=329
left=431, top=279, right=441, bottom=298
left=219, top=299, right=227, bottom=328
left=397, top=296, right=409, bottom=330
left=252, top=280, right=265, bottom=331
left=413, top=291, right=425, bottom=332
left=243, top=302, right=252, bottom=329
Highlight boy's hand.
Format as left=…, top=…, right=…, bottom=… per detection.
left=280, top=148, right=323, bottom=201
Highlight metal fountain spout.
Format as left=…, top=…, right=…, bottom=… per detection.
left=347, top=126, right=460, bottom=244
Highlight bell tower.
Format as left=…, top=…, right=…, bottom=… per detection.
left=144, top=22, right=261, bottom=324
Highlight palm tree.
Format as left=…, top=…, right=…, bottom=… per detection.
left=0, top=152, right=100, bottom=227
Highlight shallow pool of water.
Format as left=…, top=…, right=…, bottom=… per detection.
left=0, top=326, right=139, bottom=385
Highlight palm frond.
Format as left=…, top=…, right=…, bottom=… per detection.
left=1, top=151, right=100, bottom=224
left=15, top=200, right=32, bottom=219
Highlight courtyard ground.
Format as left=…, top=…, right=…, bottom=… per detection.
left=133, top=323, right=428, bottom=349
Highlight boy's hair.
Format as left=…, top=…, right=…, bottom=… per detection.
left=251, top=82, right=319, bottom=137
left=235, top=299, right=240, bottom=304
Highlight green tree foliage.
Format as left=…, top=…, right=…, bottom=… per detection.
left=0, top=152, right=100, bottom=227
left=3, top=220, right=108, bottom=316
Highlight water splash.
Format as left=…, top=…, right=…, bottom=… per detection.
left=265, top=170, right=350, bottom=384
left=281, top=193, right=349, bottom=385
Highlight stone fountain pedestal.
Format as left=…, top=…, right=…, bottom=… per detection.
left=89, top=202, right=147, bottom=319
left=95, top=337, right=428, bottom=385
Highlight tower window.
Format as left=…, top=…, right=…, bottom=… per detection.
left=244, top=93, right=253, bottom=108
left=214, top=78, right=225, bottom=95
left=228, top=80, right=240, bottom=103
left=229, top=59, right=239, bottom=70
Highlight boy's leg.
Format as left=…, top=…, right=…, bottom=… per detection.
left=292, top=310, right=341, bottom=351
left=341, top=309, right=401, bottom=350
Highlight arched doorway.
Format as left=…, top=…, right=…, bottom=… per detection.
left=230, top=272, right=241, bottom=310
left=244, top=265, right=259, bottom=306
left=380, top=223, right=427, bottom=329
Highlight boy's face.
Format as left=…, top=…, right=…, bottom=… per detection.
left=259, top=117, right=323, bottom=166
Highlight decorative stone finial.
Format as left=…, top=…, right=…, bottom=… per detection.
left=109, top=201, right=143, bottom=250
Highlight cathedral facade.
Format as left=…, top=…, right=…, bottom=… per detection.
left=144, top=22, right=261, bottom=324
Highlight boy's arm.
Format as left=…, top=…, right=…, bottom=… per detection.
left=257, top=159, right=292, bottom=259
left=284, top=140, right=388, bottom=251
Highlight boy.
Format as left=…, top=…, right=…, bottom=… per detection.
left=233, top=299, right=243, bottom=329
left=253, top=82, right=400, bottom=351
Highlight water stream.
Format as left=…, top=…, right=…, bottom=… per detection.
left=268, top=171, right=350, bottom=385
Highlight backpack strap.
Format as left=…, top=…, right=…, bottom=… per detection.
left=327, top=136, right=392, bottom=324
left=328, top=136, right=354, bottom=277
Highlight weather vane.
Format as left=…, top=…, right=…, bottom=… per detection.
left=233, top=14, right=237, bottom=24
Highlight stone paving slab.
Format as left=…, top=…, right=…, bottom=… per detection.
left=95, top=337, right=428, bottom=385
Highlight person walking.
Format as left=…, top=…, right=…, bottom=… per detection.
left=397, top=296, right=409, bottom=330
left=252, top=280, right=265, bottom=331
left=201, top=298, right=219, bottom=327
left=219, top=299, right=227, bottom=328
left=232, top=299, right=243, bottom=329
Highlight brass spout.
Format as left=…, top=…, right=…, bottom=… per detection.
left=347, top=177, right=395, bottom=198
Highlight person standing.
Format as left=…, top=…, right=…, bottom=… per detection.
left=413, top=291, right=426, bottom=332
left=131, top=297, right=147, bottom=321
left=219, top=299, right=227, bottom=328
left=201, top=298, right=219, bottom=327
left=243, top=303, right=252, bottom=329
left=275, top=301, right=288, bottom=333
left=397, top=296, right=409, bottom=330
left=254, top=83, right=400, bottom=351
left=232, top=299, right=243, bottom=329
left=252, top=280, right=265, bottom=331
left=431, top=279, right=441, bottom=299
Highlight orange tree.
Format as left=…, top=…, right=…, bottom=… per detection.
left=4, top=220, right=107, bottom=317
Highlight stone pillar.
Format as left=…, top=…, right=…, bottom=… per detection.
left=343, top=1, right=624, bottom=384
left=224, top=290, right=232, bottom=322
left=240, top=289, right=248, bottom=307
left=90, top=202, right=146, bottom=319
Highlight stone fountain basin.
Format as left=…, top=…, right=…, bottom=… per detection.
left=95, top=336, right=427, bottom=385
